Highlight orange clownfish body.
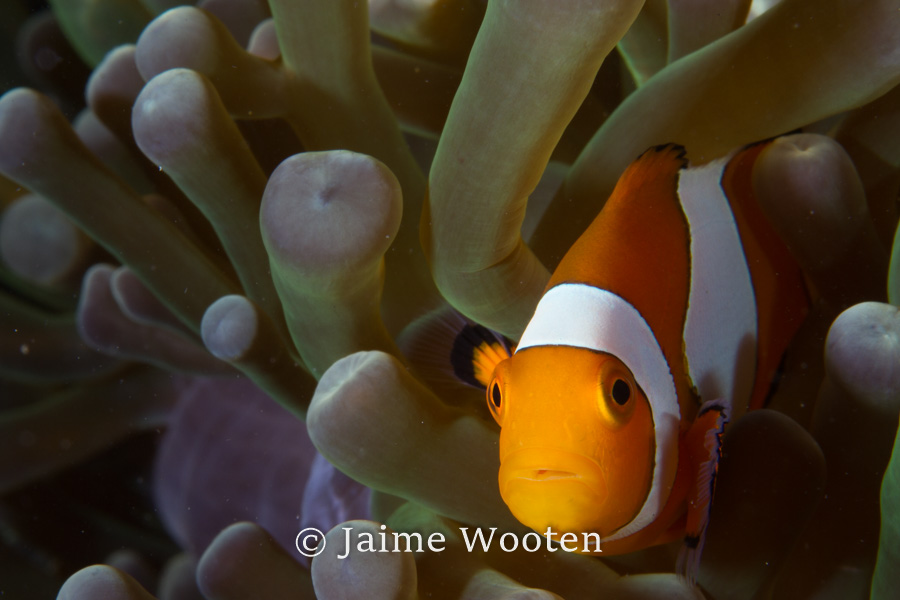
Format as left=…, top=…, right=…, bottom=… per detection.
left=472, top=143, right=809, bottom=576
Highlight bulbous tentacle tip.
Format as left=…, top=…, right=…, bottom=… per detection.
left=261, top=150, right=403, bottom=282
left=199, top=293, right=316, bottom=417
left=201, top=294, right=259, bottom=361
left=699, top=409, right=825, bottom=599
left=85, top=45, right=142, bottom=125
left=610, top=572, right=704, bottom=600
left=110, top=265, right=190, bottom=334
left=259, top=151, right=405, bottom=378
left=825, top=301, right=900, bottom=412
left=155, top=553, right=201, bottom=600
left=247, top=18, right=279, bottom=60
left=196, top=521, right=314, bottom=600
left=311, top=520, right=418, bottom=600
left=132, top=68, right=218, bottom=165
left=753, top=133, right=888, bottom=308
left=753, top=133, right=870, bottom=262
left=135, top=6, right=220, bottom=82
left=198, top=0, right=272, bottom=49
left=0, top=88, right=67, bottom=177
left=310, top=351, right=397, bottom=419
left=77, top=263, right=230, bottom=374
left=102, top=549, right=157, bottom=595
left=57, top=565, right=155, bottom=600
left=135, top=5, right=288, bottom=120
left=0, top=193, right=91, bottom=288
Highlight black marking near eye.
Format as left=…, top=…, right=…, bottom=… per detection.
left=491, top=382, right=502, bottom=408
left=612, top=379, right=631, bottom=405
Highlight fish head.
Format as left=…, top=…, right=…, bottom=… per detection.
left=487, top=345, right=655, bottom=539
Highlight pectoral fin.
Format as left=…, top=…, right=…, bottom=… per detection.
left=676, top=400, right=728, bottom=584
left=398, top=306, right=511, bottom=390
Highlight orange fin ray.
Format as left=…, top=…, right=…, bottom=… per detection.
left=451, top=320, right=513, bottom=388
left=397, top=307, right=512, bottom=391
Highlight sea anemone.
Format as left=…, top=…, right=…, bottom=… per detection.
left=2, top=0, right=900, bottom=598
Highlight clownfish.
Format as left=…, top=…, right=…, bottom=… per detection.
left=448, top=142, right=809, bottom=579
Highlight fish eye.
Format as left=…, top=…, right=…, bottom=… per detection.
left=487, top=377, right=503, bottom=425
left=612, top=379, right=631, bottom=405
left=597, top=362, right=637, bottom=427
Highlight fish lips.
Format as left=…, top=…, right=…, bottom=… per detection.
left=498, top=447, right=609, bottom=537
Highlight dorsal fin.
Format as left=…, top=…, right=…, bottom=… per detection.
left=548, top=142, right=695, bottom=423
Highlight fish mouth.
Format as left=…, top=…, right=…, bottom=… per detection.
left=526, top=469, right=577, bottom=481
left=498, top=448, right=608, bottom=534
left=499, top=448, right=606, bottom=492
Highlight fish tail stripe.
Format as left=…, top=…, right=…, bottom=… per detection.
left=720, top=143, right=811, bottom=411
left=515, top=282, right=680, bottom=542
